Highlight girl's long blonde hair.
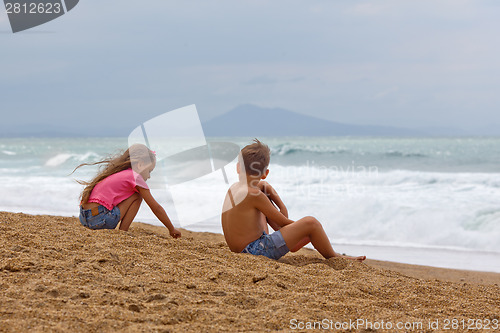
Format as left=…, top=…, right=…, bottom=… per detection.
left=73, top=143, right=156, bottom=204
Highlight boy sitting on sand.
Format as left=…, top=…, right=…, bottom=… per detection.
left=221, top=139, right=366, bottom=261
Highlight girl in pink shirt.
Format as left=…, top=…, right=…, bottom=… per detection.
left=74, top=144, right=181, bottom=238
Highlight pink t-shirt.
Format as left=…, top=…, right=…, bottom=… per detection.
left=88, top=169, right=149, bottom=210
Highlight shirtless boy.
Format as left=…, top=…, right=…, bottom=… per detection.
left=221, top=139, right=366, bottom=261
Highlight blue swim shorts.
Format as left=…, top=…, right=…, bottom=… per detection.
left=79, top=205, right=121, bottom=230
left=242, top=230, right=290, bottom=260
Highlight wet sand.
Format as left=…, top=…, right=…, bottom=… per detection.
left=1, top=212, right=499, bottom=332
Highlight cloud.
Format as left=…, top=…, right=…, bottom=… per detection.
left=344, top=0, right=482, bottom=19
left=0, top=11, right=7, bottom=24
left=347, top=3, right=383, bottom=16
left=373, top=86, right=400, bottom=100
left=1, top=0, right=500, bottom=133
left=243, top=76, right=305, bottom=86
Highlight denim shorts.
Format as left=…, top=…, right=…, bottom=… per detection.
left=242, top=230, right=289, bottom=260
left=79, top=205, right=121, bottom=230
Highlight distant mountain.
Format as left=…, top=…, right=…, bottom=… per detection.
left=1, top=104, right=472, bottom=137
left=202, top=104, right=428, bottom=137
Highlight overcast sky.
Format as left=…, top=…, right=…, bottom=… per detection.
left=1, top=0, right=500, bottom=136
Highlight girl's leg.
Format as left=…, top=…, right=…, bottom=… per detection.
left=117, top=193, right=142, bottom=231
left=280, top=216, right=365, bottom=261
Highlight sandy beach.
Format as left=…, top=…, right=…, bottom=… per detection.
left=0, top=211, right=499, bottom=332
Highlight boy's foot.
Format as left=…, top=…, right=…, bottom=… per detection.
left=334, top=253, right=366, bottom=262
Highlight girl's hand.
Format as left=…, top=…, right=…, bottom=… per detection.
left=170, top=228, right=182, bottom=239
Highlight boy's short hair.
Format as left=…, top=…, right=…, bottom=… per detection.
left=240, top=139, right=270, bottom=176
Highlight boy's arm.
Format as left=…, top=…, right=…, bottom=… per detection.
left=259, top=181, right=288, bottom=218
left=137, top=187, right=181, bottom=238
left=266, top=209, right=282, bottom=232
left=253, top=191, right=294, bottom=228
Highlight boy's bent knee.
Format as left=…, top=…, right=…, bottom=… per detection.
left=307, top=216, right=323, bottom=228
left=301, top=216, right=321, bottom=228
left=304, top=216, right=319, bottom=223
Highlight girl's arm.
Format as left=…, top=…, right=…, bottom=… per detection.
left=137, top=187, right=181, bottom=238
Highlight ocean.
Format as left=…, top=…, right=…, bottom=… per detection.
left=1, top=136, right=499, bottom=272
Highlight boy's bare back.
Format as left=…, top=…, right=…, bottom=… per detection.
left=221, top=183, right=270, bottom=252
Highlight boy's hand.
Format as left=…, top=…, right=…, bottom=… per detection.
left=258, top=181, right=271, bottom=193
left=259, top=181, right=289, bottom=218
left=169, top=228, right=182, bottom=238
